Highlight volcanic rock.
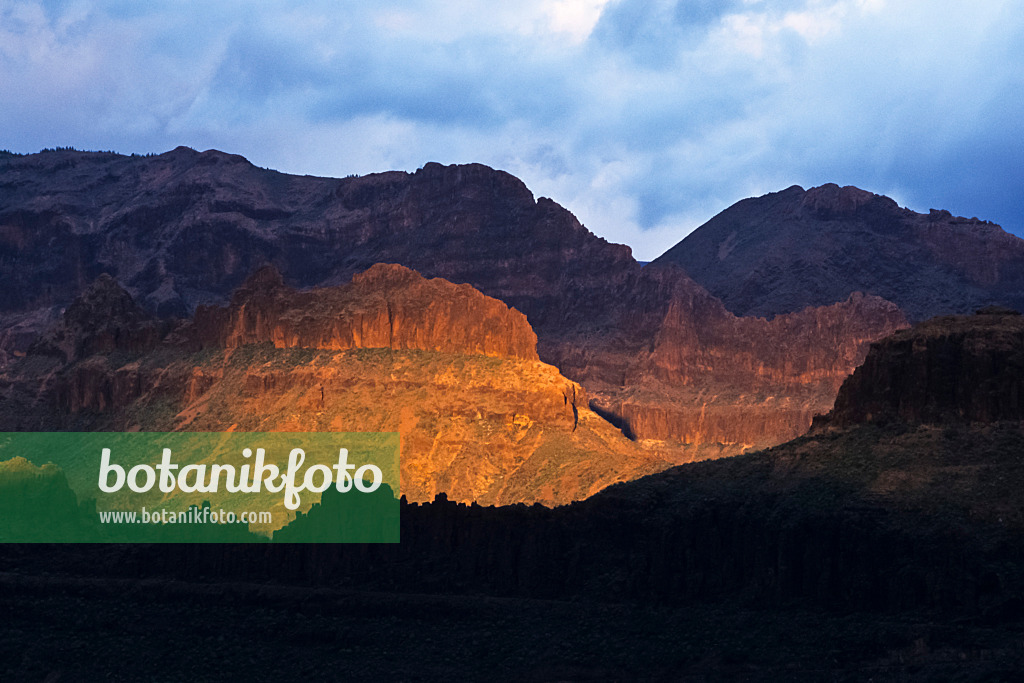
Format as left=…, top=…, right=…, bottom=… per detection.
left=2, top=266, right=665, bottom=506
left=191, top=263, right=538, bottom=360
left=0, top=150, right=910, bottom=455
left=654, top=183, right=1024, bottom=321
left=29, top=274, right=171, bottom=363
left=817, top=306, right=1024, bottom=428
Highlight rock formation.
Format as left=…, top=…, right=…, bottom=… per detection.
left=111, top=294, right=1024, bottom=616
left=29, top=273, right=170, bottom=363
left=191, top=263, right=538, bottom=361
left=817, top=306, right=1024, bottom=428
left=6, top=276, right=1024, bottom=681
left=654, top=183, right=1024, bottom=321
left=0, top=149, right=912, bottom=455
left=548, top=271, right=907, bottom=453
left=1, top=268, right=666, bottom=506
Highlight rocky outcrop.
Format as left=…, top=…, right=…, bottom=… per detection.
left=29, top=274, right=170, bottom=363
left=4, top=266, right=665, bottom=506
left=818, top=306, right=1024, bottom=428
left=654, top=183, right=1024, bottom=321
left=192, top=263, right=538, bottom=361
left=548, top=274, right=907, bottom=452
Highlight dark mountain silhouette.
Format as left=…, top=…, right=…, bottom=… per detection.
left=653, top=183, right=1024, bottom=321
left=0, top=147, right=633, bottom=327
left=818, top=305, right=1024, bottom=427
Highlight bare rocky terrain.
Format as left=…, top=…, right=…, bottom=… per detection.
left=654, top=183, right=1024, bottom=321
left=4, top=308, right=1024, bottom=680
left=0, top=148, right=906, bottom=458
left=3, top=147, right=1024, bottom=679
left=1, top=267, right=662, bottom=507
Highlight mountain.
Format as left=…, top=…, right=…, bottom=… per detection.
left=546, top=277, right=906, bottom=454
left=182, top=306, right=1019, bottom=614
left=653, top=183, right=1024, bottom=321
left=0, top=267, right=665, bottom=506
left=0, top=149, right=906, bottom=456
left=0, top=147, right=634, bottom=327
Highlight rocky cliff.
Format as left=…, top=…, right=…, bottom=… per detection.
left=547, top=269, right=907, bottom=452
left=1, top=268, right=665, bottom=506
left=90, top=293, right=1024, bottom=617
left=192, top=263, right=538, bottom=361
left=6, top=272, right=1024, bottom=682
left=654, top=183, right=1024, bottom=321
left=818, top=306, right=1024, bottom=428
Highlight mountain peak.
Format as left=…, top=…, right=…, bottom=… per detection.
left=653, top=184, right=1024, bottom=321
left=799, top=183, right=896, bottom=216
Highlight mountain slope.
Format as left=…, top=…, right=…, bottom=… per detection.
left=653, top=183, right=1024, bottom=321
left=0, top=147, right=634, bottom=330
left=0, top=267, right=665, bottom=506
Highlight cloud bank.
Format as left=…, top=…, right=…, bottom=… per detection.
left=2, top=0, right=1022, bottom=259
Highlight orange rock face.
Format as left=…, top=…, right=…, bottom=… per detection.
left=192, top=263, right=539, bottom=362
left=3, top=269, right=666, bottom=506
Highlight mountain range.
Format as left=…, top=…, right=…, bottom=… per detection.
left=0, top=147, right=940, bottom=464
left=3, top=148, right=1023, bottom=476
left=5, top=305, right=1024, bottom=679
left=4, top=145, right=1024, bottom=678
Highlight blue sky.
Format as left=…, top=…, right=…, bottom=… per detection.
left=2, top=0, right=1022, bottom=260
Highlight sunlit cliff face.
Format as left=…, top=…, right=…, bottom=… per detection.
left=5, top=265, right=667, bottom=507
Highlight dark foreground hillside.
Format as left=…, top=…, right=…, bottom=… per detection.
left=4, top=309, right=1024, bottom=680
left=4, top=419, right=1024, bottom=681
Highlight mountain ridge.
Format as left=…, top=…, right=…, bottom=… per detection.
left=652, top=182, right=1024, bottom=321
left=0, top=266, right=665, bottom=506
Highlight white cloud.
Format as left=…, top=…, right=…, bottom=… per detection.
left=543, top=0, right=614, bottom=42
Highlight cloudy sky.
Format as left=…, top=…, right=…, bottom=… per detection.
left=2, top=0, right=1022, bottom=259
